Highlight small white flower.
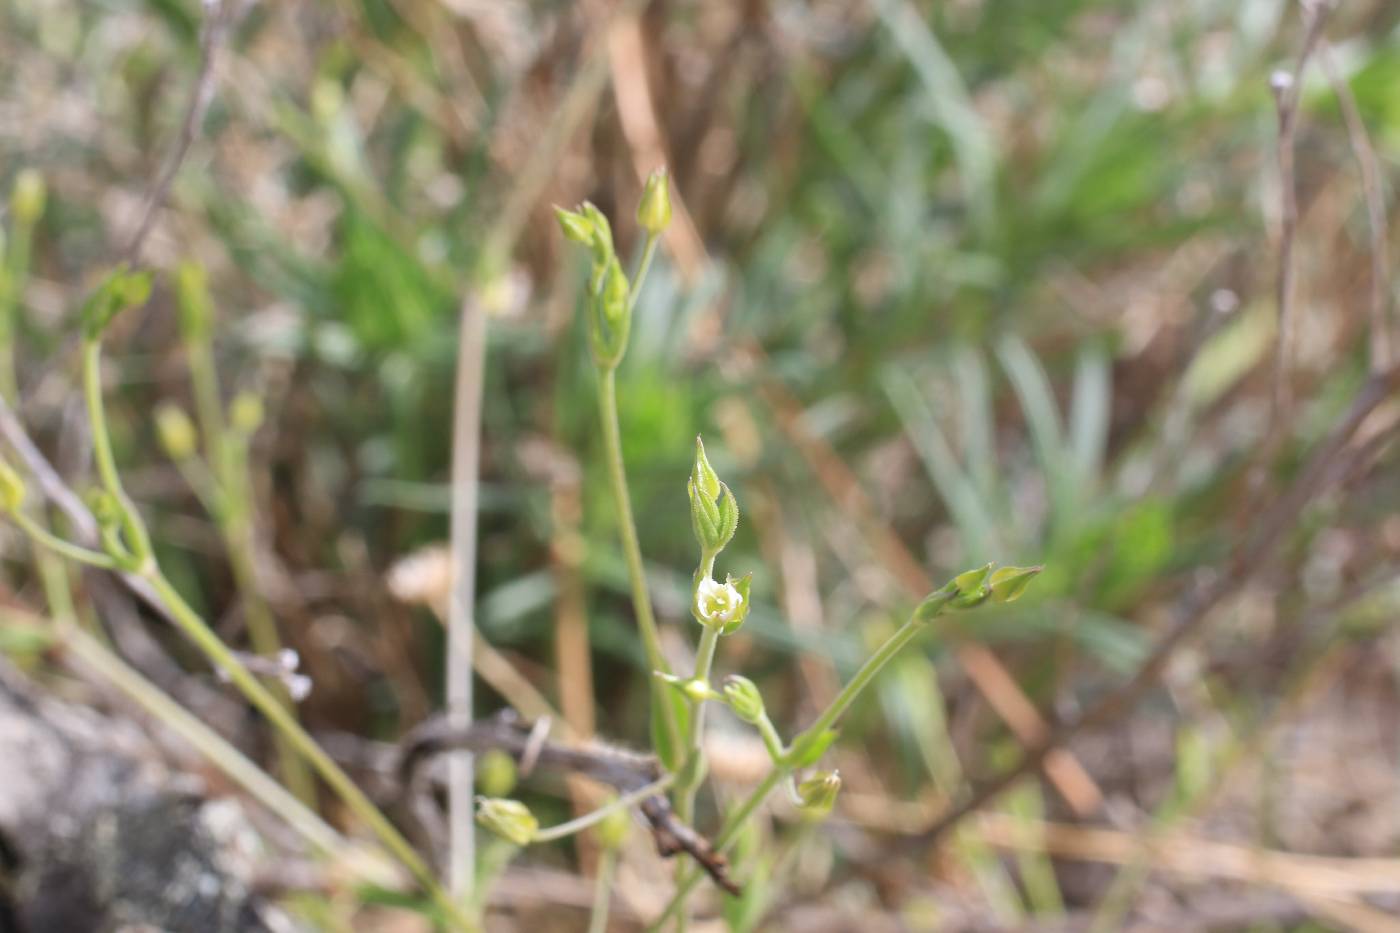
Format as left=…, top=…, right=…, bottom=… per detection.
left=695, top=575, right=744, bottom=627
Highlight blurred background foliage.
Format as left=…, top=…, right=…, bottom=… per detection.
left=3, top=0, right=1400, bottom=927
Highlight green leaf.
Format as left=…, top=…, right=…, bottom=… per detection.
left=650, top=680, right=692, bottom=772
left=787, top=728, right=839, bottom=768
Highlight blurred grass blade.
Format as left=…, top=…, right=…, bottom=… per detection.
left=871, top=0, right=998, bottom=235
left=995, top=336, right=1077, bottom=527
left=954, top=345, right=998, bottom=501
left=1069, top=342, right=1111, bottom=486
left=881, top=366, right=1000, bottom=561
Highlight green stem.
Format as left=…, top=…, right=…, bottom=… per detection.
left=755, top=714, right=786, bottom=763
left=12, top=511, right=121, bottom=569
left=790, top=610, right=933, bottom=749
left=181, top=318, right=315, bottom=806
left=63, top=624, right=345, bottom=855
left=81, top=340, right=151, bottom=563
left=674, top=622, right=719, bottom=823
left=533, top=774, right=674, bottom=843
left=596, top=367, right=679, bottom=752
left=0, top=210, right=34, bottom=404
left=626, top=233, right=660, bottom=318
left=648, top=768, right=785, bottom=932
left=587, top=847, right=620, bottom=933
left=143, top=570, right=476, bottom=931
left=226, top=512, right=318, bottom=806
left=653, top=597, right=954, bottom=929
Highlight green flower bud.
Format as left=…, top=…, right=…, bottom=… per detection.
left=598, top=257, right=629, bottom=328
left=794, top=770, right=841, bottom=821
left=554, top=205, right=595, bottom=245
left=688, top=438, right=740, bottom=556
left=155, top=403, right=198, bottom=461
left=989, top=565, right=1042, bottom=603
left=476, top=749, right=518, bottom=798
left=580, top=203, right=614, bottom=265
left=949, top=561, right=994, bottom=609
left=85, top=488, right=122, bottom=530
left=953, top=562, right=993, bottom=594
left=595, top=797, right=631, bottom=851
left=10, top=169, right=46, bottom=226
left=636, top=167, right=672, bottom=235
left=475, top=797, right=537, bottom=847
left=174, top=260, right=213, bottom=342
left=81, top=266, right=153, bottom=340
left=722, top=675, right=765, bottom=725
left=229, top=392, right=264, bottom=435
left=0, top=459, right=25, bottom=512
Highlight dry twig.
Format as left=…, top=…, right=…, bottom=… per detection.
left=398, top=711, right=741, bottom=895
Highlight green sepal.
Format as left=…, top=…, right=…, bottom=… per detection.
left=553, top=205, right=594, bottom=244
left=719, top=571, right=753, bottom=634
left=989, top=565, right=1043, bottom=603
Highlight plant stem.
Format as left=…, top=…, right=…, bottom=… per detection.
left=596, top=367, right=679, bottom=751
left=78, top=338, right=473, bottom=930
left=674, top=620, right=719, bottom=824
left=62, top=624, right=345, bottom=855
left=533, top=774, right=674, bottom=843
left=653, top=598, right=953, bottom=929
left=587, top=847, right=619, bottom=933
left=790, top=610, right=931, bottom=748
left=225, top=511, right=318, bottom=805
left=81, top=340, right=151, bottom=562
left=626, top=233, right=660, bottom=318
left=12, top=511, right=121, bottom=569
left=143, top=569, right=476, bottom=930
left=647, top=768, right=785, bottom=932
left=448, top=290, right=488, bottom=904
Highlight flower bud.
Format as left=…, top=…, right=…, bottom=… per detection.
left=794, top=771, right=841, bottom=821
left=0, top=459, right=25, bottom=512
left=598, top=257, right=629, bottom=328
left=174, top=260, right=213, bottom=342
left=949, top=561, right=994, bottom=609
left=989, top=565, right=1042, bottom=603
left=722, top=675, right=765, bottom=725
left=155, top=403, right=198, bottom=461
left=636, top=167, right=672, bottom=235
left=10, top=169, right=46, bottom=226
left=595, top=797, right=631, bottom=850
left=688, top=438, right=739, bottom=556
left=554, top=205, right=594, bottom=245
left=82, top=266, right=152, bottom=340
left=477, top=749, right=518, bottom=798
left=229, top=392, right=264, bottom=435
left=475, top=797, right=537, bottom=847
left=85, top=488, right=122, bottom=530
left=580, top=203, right=614, bottom=265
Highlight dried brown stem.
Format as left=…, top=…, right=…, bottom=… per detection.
left=1270, top=1, right=1332, bottom=418
left=124, top=0, right=235, bottom=262
left=1319, top=40, right=1393, bottom=372
left=398, top=711, right=740, bottom=895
